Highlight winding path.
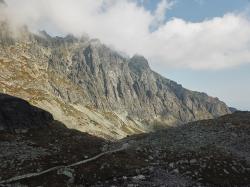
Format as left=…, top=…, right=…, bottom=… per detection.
left=0, top=143, right=129, bottom=185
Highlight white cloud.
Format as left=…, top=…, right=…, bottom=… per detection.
left=3, top=0, right=250, bottom=70
left=151, top=0, right=174, bottom=29
left=149, top=14, right=250, bottom=70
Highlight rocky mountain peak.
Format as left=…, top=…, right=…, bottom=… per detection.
left=64, top=34, right=78, bottom=43
left=129, top=54, right=150, bottom=74
left=38, top=30, right=52, bottom=39
left=89, top=38, right=102, bottom=47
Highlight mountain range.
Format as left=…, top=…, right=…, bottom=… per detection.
left=0, top=20, right=231, bottom=139
left=1, top=1, right=250, bottom=186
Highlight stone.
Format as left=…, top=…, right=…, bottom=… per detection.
left=223, top=169, right=230, bottom=175
left=148, top=156, right=154, bottom=160
left=231, top=166, right=238, bottom=173
left=57, top=168, right=74, bottom=179
left=173, top=169, right=179, bottom=174
left=148, top=166, right=154, bottom=172
left=231, top=133, right=238, bottom=138
left=169, top=163, right=174, bottom=168
left=133, top=175, right=146, bottom=180
left=190, top=159, right=197, bottom=164
left=127, top=184, right=136, bottom=187
left=136, top=147, right=142, bottom=152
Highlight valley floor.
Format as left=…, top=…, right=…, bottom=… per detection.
left=1, top=112, right=250, bottom=186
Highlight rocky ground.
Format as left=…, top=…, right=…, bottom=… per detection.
left=0, top=2, right=248, bottom=186
left=0, top=122, right=106, bottom=187
left=0, top=101, right=250, bottom=186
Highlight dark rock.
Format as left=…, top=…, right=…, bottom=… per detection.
left=0, top=93, right=53, bottom=132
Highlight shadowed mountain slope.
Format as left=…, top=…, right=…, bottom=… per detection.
left=0, top=93, right=53, bottom=132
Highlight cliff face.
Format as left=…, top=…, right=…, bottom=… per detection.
left=46, top=35, right=230, bottom=123
left=0, top=22, right=231, bottom=139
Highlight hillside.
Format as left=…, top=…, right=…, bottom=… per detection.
left=0, top=94, right=249, bottom=186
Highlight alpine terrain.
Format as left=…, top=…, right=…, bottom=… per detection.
left=0, top=12, right=230, bottom=139
left=1, top=0, right=250, bottom=186
left=0, top=93, right=249, bottom=186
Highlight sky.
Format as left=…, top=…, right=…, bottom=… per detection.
left=2, top=0, right=250, bottom=110
left=142, top=0, right=250, bottom=110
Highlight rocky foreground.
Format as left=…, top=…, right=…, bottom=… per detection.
left=0, top=93, right=250, bottom=187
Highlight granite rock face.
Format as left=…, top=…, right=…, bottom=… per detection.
left=46, top=37, right=230, bottom=124
left=0, top=93, right=53, bottom=132
left=0, top=21, right=231, bottom=138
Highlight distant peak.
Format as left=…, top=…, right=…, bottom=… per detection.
left=229, top=107, right=238, bottom=113
left=131, top=54, right=147, bottom=60
left=65, top=34, right=77, bottom=40
left=129, top=55, right=150, bottom=73
left=38, top=30, right=51, bottom=39
left=89, top=38, right=102, bottom=46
